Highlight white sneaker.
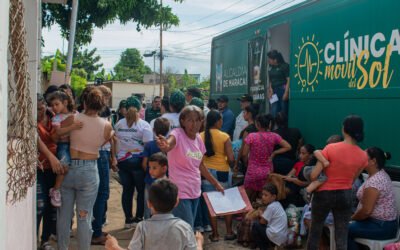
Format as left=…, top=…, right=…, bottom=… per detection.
left=194, top=226, right=204, bottom=233
left=203, top=225, right=212, bottom=232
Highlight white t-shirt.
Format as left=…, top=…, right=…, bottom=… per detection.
left=115, top=118, right=153, bottom=160
left=233, top=111, right=248, bottom=141
left=262, top=201, right=288, bottom=246
left=150, top=112, right=180, bottom=136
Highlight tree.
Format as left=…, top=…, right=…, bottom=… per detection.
left=41, top=49, right=87, bottom=97
left=113, top=48, right=151, bottom=82
left=72, top=48, right=103, bottom=80
left=42, top=0, right=182, bottom=46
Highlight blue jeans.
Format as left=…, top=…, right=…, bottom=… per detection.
left=173, top=198, right=200, bottom=229
left=271, top=85, right=288, bottom=116
left=57, top=142, right=71, bottom=167
left=348, top=217, right=398, bottom=250
left=92, top=150, right=110, bottom=237
left=307, top=189, right=353, bottom=250
left=144, top=184, right=151, bottom=219
left=37, top=169, right=57, bottom=243
left=194, top=192, right=210, bottom=228
left=118, top=157, right=145, bottom=220
left=57, top=159, right=99, bottom=250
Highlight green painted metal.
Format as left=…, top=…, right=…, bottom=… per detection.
left=210, top=0, right=400, bottom=168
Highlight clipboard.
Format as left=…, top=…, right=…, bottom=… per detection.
left=203, top=186, right=253, bottom=217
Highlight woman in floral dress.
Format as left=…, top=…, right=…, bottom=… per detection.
left=242, top=113, right=291, bottom=202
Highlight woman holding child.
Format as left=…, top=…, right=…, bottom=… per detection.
left=242, top=114, right=291, bottom=202
left=57, top=88, right=113, bottom=250
left=200, top=110, right=236, bottom=241
left=307, top=115, right=368, bottom=250
left=114, top=96, right=153, bottom=228
left=348, top=147, right=397, bottom=250
left=156, top=105, right=225, bottom=228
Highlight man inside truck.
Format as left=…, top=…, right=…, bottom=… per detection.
left=233, top=94, right=253, bottom=141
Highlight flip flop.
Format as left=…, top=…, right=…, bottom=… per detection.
left=208, top=234, right=219, bottom=242
left=224, top=234, right=237, bottom=241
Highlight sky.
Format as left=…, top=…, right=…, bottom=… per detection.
left=42, top=0, right=305, bottom=80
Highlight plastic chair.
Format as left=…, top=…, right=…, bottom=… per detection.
left=326, top=223, right=336, bottom=250
left=353, top=181, right=400, bottom=249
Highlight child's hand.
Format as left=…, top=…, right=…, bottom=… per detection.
left=71, top=121, right=83, bottom=130
left=111, top=157, right=118, bottom=172
left=105, top=235, right=119, bottom=250
left=268, top=152, right=275, bottom=162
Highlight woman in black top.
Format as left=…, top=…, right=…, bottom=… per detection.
left=267, top=50, right=290, bottom=115
left=273, top=112, right=302, bottom=175
left=233, top=104, right=259, bottom=177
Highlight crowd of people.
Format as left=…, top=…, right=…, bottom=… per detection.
left=37, top=83, right=397, bottom=250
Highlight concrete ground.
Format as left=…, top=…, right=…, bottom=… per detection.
left=45, top=175, right=305, bottom=250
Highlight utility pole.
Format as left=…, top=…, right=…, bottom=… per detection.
left=65, top=0, right=78, bottom=84
left=159, top=0, right=163, bottom=96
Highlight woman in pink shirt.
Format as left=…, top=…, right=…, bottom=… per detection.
left=348, top=147, right=397, bottom=250
left=156, top=105, right=224, bottom=228
left=307, top=115, right=368, bottom=250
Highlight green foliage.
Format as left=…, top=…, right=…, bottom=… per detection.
left=73, top=48, right=103, bottom=80
left=41, top=50, right=86, bottom=97
left=42, top=0, right=182, bottom=46
left=113, top=48, right=150, bottom=82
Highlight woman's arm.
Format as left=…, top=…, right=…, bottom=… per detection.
left=233, top=138, right=246, bottom=176
left=199, top=161, right=224, bottom=194
left=351, top=187, right=379, bottom=221
left=310, top=161, right=324, bottom=181
left=286, top=168, right=297, bottom=177
left=269, top=139, right=291, bottom=162
left=56, top=115, right=83, bottom=136
left=102, top=122, right=114, bottom=146
left=353, top=168, right=364, bottom=184
left=242, top=142, right=250, bottom=167
left=314, top=150, right=330, bottom=168
left=283, top=77, right=290, bottom=101
left=142, top=157, right=148, bottom=171
left=38, top=136, right=63, bottom=175
left=155, top=135, right=176, bottom=153
left=224, top=138, right=235, bottom=164
left=282, top=176, right=308, bottom=187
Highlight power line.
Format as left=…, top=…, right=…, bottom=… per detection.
left=181, top=0, right=245, bottom=27
left=167, top=0, right=276, bottom=33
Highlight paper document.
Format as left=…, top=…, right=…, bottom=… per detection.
left=206, top=187, right=246, bottom=214
left=269, top=94, right=279, bottom=104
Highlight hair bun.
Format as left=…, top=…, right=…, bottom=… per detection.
left=384, top=152, right=392, bottom=160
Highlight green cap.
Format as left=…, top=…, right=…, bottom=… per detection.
left=169, top=90, right=185, bottom=106
left=189, top=97, right=204, bottom=110
left=119, top=100, right=127, bottom=109
left=126, top=96, right=141, bottom=110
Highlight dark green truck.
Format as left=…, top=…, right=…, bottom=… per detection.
left=210, top=0, right=400, bottom=171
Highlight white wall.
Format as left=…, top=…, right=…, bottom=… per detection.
left=110, top=82, right=164, bottom=109
left=0, top=1, right=10, bottom=250
left=6, top=0, right=39, bottom=249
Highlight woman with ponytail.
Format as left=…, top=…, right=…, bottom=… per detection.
left=200, top=110, right=235, bottom=241
left=114, top=96, right=153, bottom=228
left=348, top=147, right=397, bottom=250
left=308, top=115, right=369, bottom=250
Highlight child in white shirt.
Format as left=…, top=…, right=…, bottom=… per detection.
left=252, top=183, right=288, bottom=249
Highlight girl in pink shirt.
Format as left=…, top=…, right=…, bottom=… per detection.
left=156, top=104, right=224, bottom=228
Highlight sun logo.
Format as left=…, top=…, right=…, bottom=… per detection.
left=294, top=35, right=324, bottom=92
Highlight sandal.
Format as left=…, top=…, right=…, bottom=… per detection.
left=224, top=234, right=237, bottom=241
left=208, top=234, right=219, bottom=242
left=91, top=235, right=107, bottom=245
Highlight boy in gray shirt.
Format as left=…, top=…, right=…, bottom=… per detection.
left=105, top=179, right=203, bottom=250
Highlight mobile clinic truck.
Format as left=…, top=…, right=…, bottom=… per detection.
left=210, top=0, right=400, bottom=171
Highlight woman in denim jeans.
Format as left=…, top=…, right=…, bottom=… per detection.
left=348, top=147, right=397, bottom=250
left=307, top=115, right=368, bottom=250
left=57, top=88, right=113, bottom=250
left=114, top=96, right=153, bottom=228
